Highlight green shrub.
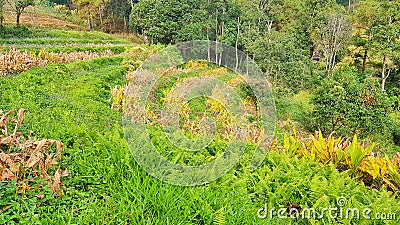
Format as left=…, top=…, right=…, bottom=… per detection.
left=0, top=26, right=33, bottom=39
left=309, top=66, right=399, bottom=151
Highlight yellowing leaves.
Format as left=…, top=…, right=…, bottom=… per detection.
left=0, top=109, right=67, bottom=197
left=0, top=48, right=115, bottom=76
left=277, top=131, right=400, bottom=193
left=110, top=85, right=127, bottom=112
left=199, top=67, right=228, bottom=77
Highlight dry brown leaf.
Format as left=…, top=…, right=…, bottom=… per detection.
left=0, top=205, right=11, bottom=213
left=26, top=155, right=40, bottom=168
left=0, top=109, right=68, bottom=197
left=0, top=168, right=15, bottom=180
left=61, top=168, right=69, bottom=177
left=1, top=49, right=117, bottom=76
left=12, top=109, right=26, bottom=137
left=36, top=194, right=45, bottom=200
left=393, top=153, right=400, bottom=168
left=50, top=168, right=63, bottom=197
left=0, top=152, right=9, bottom=162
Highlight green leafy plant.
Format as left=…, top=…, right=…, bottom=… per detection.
left=278, top=130, right=400, bottom=193
left=213, top=207, right=226, bottom=225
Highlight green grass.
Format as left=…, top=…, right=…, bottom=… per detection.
left=275, top=89, right=313, bottom=122
left=0, top=26, right=125, bottom=40
left=0, top=26, right=132, bottom=46
left=1, top=46, right=129, bottom=55
left=42, top=46, right=128, bottom=54
left=0, top=38, right=130, bottom=46
left=0, top=57, right=399, bottom=224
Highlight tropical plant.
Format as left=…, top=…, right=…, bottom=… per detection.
left=278, top=130, right=400, bottom=192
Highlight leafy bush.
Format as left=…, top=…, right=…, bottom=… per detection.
left=0, top=26, right=33, bottom=39
left=249, top=150, right=400, bottom=224
left=309, top=66, right=399, bottom=149
left=122, top=44, right=164, bottom=72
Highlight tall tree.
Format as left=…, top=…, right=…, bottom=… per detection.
left=130, top=0, right=203, bottom=44
left=355, top=0, right=400, bottom=91
left=311, top=66, right=394, bottom=136
left=72, top=0, right=110, bottom=29
left=104, top=0, right=133, bottom=32
left=282, top=0, right=339, bottom=58
left=352, top=0, right=380, bottom=72
left=314, top=13, right=351, bottom=75
left=370, top=24, right=400, bottom=91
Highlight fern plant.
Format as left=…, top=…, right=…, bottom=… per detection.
left=213, top=207, right=226, bottom=225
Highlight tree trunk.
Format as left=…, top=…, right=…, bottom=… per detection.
left=17, top=12, right=22, bottom=25
left=267, top=20, right=273, bottom=42
left=267, top=20, right=273, bottom=34
left=381, top=56, right=389, bottom=92
left=99, top=6, right=103, bottom=25
left=124, top=16, right=128, bottom=32
left=348, top=0, right=351, bottom=12
left=215, top=10, right=218, bottom=64
left=112, top=12, right=116, bottom=29
left=235, top=17, right=240, bottom=71
left=87, top=12, right=92, bottom=30
left=221, top=8, right=225, bottom=36
left=207, top=29, right=211, bottom=62
left=362, top=47, right=367, bottom=72
left=382, top=75, right=387, bottom=92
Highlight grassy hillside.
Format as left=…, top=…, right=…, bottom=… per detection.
left=0, top=57, right=399, bottom=224
left=0, top=3, right=399, bottom=224
left=2, top=5, right=87, bottom=30
left=0, top=26, right=133, bottom=48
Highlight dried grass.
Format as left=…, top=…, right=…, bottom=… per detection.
left=2, top=9, right=88, bottom=30
left=0, top=49, right=115, bottom=76
left=0, top=109, right=67, bottom=197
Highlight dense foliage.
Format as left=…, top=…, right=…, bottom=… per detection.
left=309, top=65, right=400, bottom=151
left=0, top=58, right=399, bottom=224
left=0, top=0, right=399, bottom=224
